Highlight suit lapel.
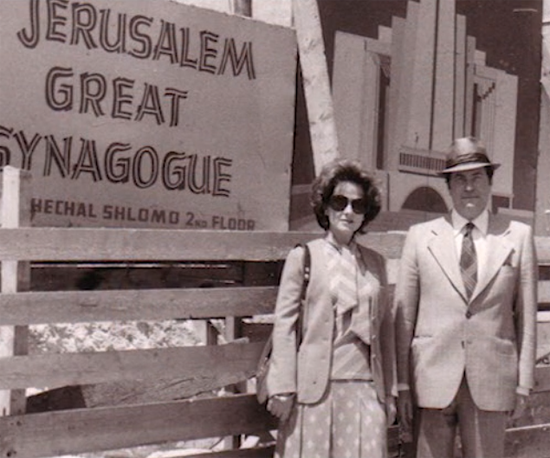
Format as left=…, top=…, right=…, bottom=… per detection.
left=427, top=217, right=468, bottom=301
left=470, top=216, right=513, bottom=302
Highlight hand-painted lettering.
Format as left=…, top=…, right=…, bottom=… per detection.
left=31, top=198, right=98, bottom=218
left=17, top=0, right=256, bottom=80
left=211, top=215, right=255, bottom=231
left=0, top=124, right=234, bottom=196
left=45, top=67, right=188, bottom=127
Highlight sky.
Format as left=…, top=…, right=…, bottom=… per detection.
left=174, top=0, right=292, bottom=25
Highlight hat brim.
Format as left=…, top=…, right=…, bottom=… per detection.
left=438, top=162, right=500, bottom=176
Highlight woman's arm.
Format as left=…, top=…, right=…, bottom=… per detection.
left=266, top=245, right=308, bottom=397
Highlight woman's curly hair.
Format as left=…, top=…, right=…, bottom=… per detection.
left=310, top=158, right=381, bottom=234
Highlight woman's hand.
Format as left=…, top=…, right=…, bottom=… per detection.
left=267, top=393, right=295, bottom=423
left=385, top=396, right=397, bottom=426
left=510, top=393, right=529, bottom=420
left=398, top=389, right=414, bottom=440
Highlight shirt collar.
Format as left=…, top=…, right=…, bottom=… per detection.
left=451, top=208, right=489, bottom=237
left=324, top=233, right=358, bottom=254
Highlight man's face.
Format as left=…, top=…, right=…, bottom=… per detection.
left=448, top=168, right=491, bottom=220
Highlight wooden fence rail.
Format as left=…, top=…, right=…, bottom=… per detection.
left=1, top=167, right=550, bottom=457
left=0, top=225, right=296, bottom=457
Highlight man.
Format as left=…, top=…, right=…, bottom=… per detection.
left=395, top=137, right=537, bottom=458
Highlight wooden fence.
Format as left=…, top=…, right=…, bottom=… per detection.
left=0, top=166, right=550, bottom=458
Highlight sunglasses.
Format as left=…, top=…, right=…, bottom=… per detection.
left=328, top=195, right=368, bottom=214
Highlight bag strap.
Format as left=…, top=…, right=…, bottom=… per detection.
left=295, top=243, right=311, bottom=347
left=298, top=243, right=311, bottom=300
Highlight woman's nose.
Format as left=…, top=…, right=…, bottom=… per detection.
left=343, top=202, right=354, bottom=213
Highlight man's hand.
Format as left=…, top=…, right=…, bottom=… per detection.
left=267, top=393, right=295, bottom=423
left=510, top=393, right=529, bottom=420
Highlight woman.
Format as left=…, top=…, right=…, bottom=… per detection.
left=266, top=158, right=396, bottom=458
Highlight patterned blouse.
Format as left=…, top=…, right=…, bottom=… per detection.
left=324, top=238, right=373, bottom=381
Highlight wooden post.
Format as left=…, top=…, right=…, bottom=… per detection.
left=232, top=0, right=251, bottom=17
left=0, top=166, right=32, bottom=415
left=292, top=0, right=340, bottom=175
left=252, top=0, right=292, bottom=27
left=535, top=8, right=550, bottom=235
left=223, top=315, right=245, bottom=450
left=206, top=320, right=219, bottom=345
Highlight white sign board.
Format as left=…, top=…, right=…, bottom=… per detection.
left=0, top=0, right=297, bottom=230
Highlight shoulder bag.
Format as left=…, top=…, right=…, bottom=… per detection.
left=256, top=243, right=311, bottom=404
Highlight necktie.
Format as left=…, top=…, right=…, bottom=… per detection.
left=460, top=222, right=477, bottom=300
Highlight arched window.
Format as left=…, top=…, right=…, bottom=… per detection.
left=402, top=187, right=447, bottom=213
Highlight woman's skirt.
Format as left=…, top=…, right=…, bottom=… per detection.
left=275, top=380, right=387, bottom=458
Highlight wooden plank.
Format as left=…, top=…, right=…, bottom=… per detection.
left=0, top=228, right=314, bottom=262
left=358, top=232, right=406, bottom=259
left=492, top=70, right=518, bottom=199
left=224, top=309, right=246, bottom=448
left=534, top=365, right=550, bottom=393
left=0, top=229, right=406, bottom=261
left=505, top=423, right=550, bottom=458
left=292, top=0, right=339, bottom=174
left=0, top=341, right=263, bottom=390
left=537, top=320, right=550, bottom=364
left=538, top=280, right=550, bottom=304
left=232, top=0, right=251, bottom=16
left=251, top=0, right=292, bottom=27
left=12, top=404, right=413, bottom=458
left=31, top=261, right=247, bottom=291
left=537, top=264, right=550, bottom=281
left=535, top=237, right=550, bottom=264
left=183, top=445, right=275, bottom=458
left=27, top=368, right=260, bottom=412
left=28, top=327, right=267, bottom=413
left=535, top=35, right=550, bottom=236
left=0, top=287, right=278, bottom=325
left=0, top=166, right=31, bottom=415
left=0, top=394, right=277, bottom=458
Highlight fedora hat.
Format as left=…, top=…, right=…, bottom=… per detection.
left=439, top=137, right=500, bottom=175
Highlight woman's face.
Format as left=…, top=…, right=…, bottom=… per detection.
left=325, top=181, right=365, bottom=242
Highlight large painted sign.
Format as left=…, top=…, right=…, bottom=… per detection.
left=0, top=0, right=297, bottom=230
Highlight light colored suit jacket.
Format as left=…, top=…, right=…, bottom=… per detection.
left=267, top=238, right=396, bottom=404
left=395, top=214, right=537, bottom=411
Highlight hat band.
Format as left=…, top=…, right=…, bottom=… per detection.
left=445, top=151, right=491, bottom=169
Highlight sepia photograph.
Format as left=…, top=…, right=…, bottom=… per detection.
left=0, top=0, right=547, bottom=457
